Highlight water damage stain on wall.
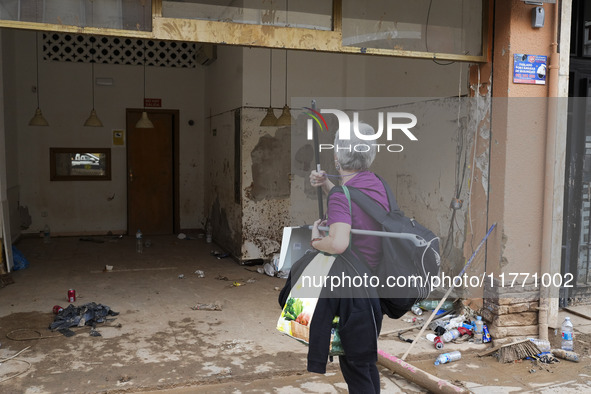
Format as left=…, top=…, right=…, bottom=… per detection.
left=247, top=129, right=291, bottom=201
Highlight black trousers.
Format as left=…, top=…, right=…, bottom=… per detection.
left=339, top=355, right=380, bottom=394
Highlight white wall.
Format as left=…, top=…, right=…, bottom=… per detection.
left=4, top=29, right=206, bottom=236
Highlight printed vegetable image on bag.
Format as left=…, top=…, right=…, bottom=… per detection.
left=276, top=253, right=344, bottom=356
left=277, top=296, right=344, bottom=356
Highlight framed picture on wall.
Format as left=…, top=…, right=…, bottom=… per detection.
left=50, top=148, right=111, bottom=181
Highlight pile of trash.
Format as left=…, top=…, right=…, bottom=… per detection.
left=408, top=300, right=581, bottom=366
left=50, top=302, right=119, bottom=337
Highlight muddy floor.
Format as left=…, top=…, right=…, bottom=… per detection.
left=1, top=235, right=591, bottom=393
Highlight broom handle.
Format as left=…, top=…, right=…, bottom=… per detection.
left=311, top=100, right=324, bottom=219
left=400, top=223, right=497, bottom=361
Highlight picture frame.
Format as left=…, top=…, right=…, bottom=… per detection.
left=50, top=147, right=111, bottom=181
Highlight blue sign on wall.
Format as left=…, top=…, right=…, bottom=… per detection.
left=513, top=54, right=547, bottom=85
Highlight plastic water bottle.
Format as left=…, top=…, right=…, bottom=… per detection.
left=434, top=351, right=461, bottom=365
left=561, top=317, right=574, bottom=351
left=529, top=338, right=551, bottom=353
left=43, top=224, right=51, bottom=243
left=136, top=229, right=143, bottom=253
left=474, top=316, right=484, bottom=344
left=442, top=328, right=461, bottom=343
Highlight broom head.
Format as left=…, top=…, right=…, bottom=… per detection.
left=498, top=339, right=541, bottom=363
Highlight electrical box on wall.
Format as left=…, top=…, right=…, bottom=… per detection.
left=532, top=7, right=545, bottom=28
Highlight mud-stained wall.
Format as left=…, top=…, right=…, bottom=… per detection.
left=203, top=45, right=245, bottom=256
left=205, top=110, right=242, bottom=257
left=240, top=108, right=291, bottom=260
left=289, top=96, right=475, bottom=276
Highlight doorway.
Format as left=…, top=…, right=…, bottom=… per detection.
left=126, top=109, right=180, bottom=235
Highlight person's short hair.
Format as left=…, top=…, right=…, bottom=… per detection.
left=334, top=121, right=377, bottom=171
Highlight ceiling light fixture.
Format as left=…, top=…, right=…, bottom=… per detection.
left=275, top=0, right=292, bottom=127
left=29, top=32, right=49, bottom=126
left=84, top=2, right=103, bottom=127
left=260, top=49, right=278, bottom=126
left=136, top=6, right=154, bottom=129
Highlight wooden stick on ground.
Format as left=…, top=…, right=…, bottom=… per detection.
left=400, top=223, right=497, bottom=361
left=378, top=349, right=469, bottom=394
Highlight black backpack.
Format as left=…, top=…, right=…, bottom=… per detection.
left=329, top=175, right=441, bottom=319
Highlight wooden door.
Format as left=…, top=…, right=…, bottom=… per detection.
left=126, top=109, right=179, bottom=235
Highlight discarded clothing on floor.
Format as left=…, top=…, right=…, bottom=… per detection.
left=49, top=302, right=119, bottom=334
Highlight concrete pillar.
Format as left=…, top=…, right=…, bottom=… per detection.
left=482, top=0, right=558, bottom=339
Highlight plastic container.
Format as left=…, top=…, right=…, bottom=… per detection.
left=43, top=224, right=51, bottom=244
left=136, top=229, right=143, bottom=253
left=474, top=316, right=484, bottom=344
left=411, top=304, right=423, bottom=316
left=434, top=351, right=461, bottom=365
left=482, top=324, right=491, bottom=343
left=442, top=328, right=461, bottom=343
left=419, top=299, right=454, bottom=311
left=561, top=316, right=574, bottom=351
left=529, top=338, right=551, bottom=353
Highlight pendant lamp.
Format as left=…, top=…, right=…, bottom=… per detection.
left=275, top=1, right=291, bottom=127
left=84, top=3, right=103, bottom=127
left=275, top=49, right=292, bottom=126
left=260, top=49, right=278, bottom=126
left=29, top=32, right=49, bottom=126
left=136, top=40, right=154, bottom=128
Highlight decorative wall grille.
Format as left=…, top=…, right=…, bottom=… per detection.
left=42, top=32, right=197, bottom=68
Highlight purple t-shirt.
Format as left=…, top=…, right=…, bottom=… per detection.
left=326, top=171, right=390, bottom=268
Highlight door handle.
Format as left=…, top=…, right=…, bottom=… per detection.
left=129, top=169, right=134, bottom=182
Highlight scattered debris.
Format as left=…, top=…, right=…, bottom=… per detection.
left=178, top=274, right=185, bottom=279
left=50, top=302, right=119, bottom=336
left=118, top=375, right=132, bottom=383
left=194, top=270, right=205, bottom=277
left=216, top=275, right=229, bottom=281
left=538, top=354, right=560, bottom=364
left=551, top=348, right=580, bottom=362
left=191, top=303, right=222, bottom=311
left=246, top=278, right=256, bottom=283
left=211, top=250, right=229, bottom=259
left=263, top=262, right=275, bottom=277
left=79, top=237, right=105, bottom=243
left=177, top=233, right=187, bottom=240
left=274, top=286, right=281, bottom=291
left=242, top=258, right=264, bottom=266
left=232, top=281, right=242, bottom=287
left=104, top=265, right=113, bottom=272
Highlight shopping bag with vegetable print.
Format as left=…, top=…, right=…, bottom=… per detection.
left=276, top=253, right=344, bottom=356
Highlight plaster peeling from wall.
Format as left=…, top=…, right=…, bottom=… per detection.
left=476, top=152, right=489, bottom=196
left=247, top=130, right=291, bottom=201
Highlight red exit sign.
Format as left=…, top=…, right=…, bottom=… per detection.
left=144, top=98, right=162, bottom=107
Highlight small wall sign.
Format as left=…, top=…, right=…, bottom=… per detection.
left=513, top=54, right=547, bottom=85
left=144, top=98, right=162, bottom=107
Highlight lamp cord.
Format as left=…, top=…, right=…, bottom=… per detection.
left=90, top=0, right=95, bottom=109
left=35, top=33, right=40, bottom=108
left=284, top=0, right=288, bottom=105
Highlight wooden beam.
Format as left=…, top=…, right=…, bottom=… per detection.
left=152, top=17, right=486, bottom=62
left=0, top=20, right=152, bottom=39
